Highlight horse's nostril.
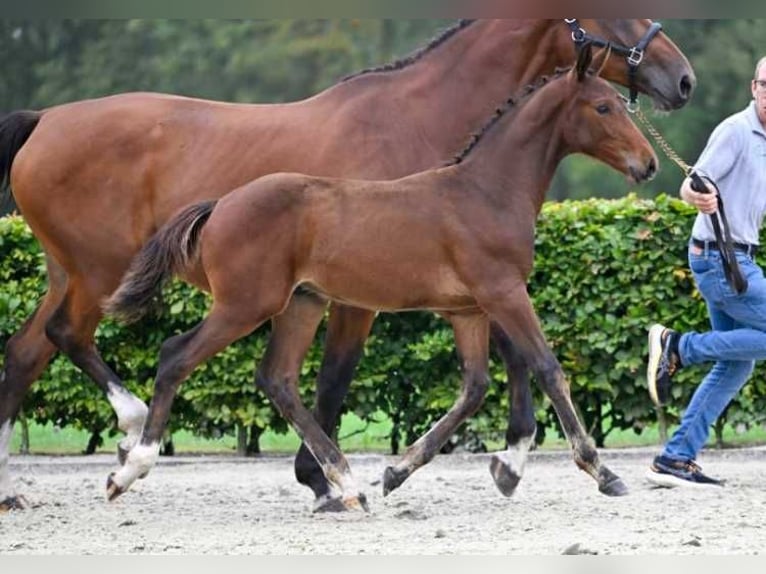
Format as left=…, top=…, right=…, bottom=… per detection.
left=647, top=157, right=658, bottom=179
left=679, top=74, right=694, bottom=100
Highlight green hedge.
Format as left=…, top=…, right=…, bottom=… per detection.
left=2, top=194, right=766, bottom=451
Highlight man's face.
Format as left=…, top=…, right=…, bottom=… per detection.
left=751, top=67, right=766, bottom=126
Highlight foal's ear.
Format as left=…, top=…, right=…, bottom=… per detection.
left=592, top=43, right=612, bottom=78
left=574, top=41, right=593, bottom=81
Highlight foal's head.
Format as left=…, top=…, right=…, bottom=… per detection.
left=556, top=44, right=658, bottom=183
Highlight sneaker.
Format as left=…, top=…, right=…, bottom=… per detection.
left=647, top=324, right=680, bottom=406
left=645, top=455, right=724, bottom=488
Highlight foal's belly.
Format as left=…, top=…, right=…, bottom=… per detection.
left=300, top=265, right=478, bottom=313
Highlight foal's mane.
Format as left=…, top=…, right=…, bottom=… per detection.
left=448, top=67, right=571, bottom=166
left=341, top=20, right=476, bottom=82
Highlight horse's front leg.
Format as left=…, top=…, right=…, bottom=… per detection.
left=487, top=321, right=537, bottom=497
left=383, top=312, right=489, bottom=496
left=480, top=285, right=627, bottom=497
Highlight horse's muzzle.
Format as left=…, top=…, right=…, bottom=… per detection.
left=630, top=156, right=657, bottom=183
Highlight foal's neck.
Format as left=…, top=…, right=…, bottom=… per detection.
left=453, top=85, right=569, bottom=214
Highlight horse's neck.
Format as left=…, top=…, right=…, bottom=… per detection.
left=327, top=20, right=565, bottom=150
left=456, top=91, right=567, bottom=214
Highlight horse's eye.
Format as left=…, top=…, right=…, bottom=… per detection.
left=596, top=103, right=610, bottom=115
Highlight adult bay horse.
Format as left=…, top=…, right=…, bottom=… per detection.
left=103, top=45, right=658, bottom=508
left=0, top=20, right=693, bottom=512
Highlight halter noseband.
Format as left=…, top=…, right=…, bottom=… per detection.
left=564, top=19, right=663, bottom=111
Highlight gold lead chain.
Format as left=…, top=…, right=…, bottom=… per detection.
left=626, top=97, right=692, bottom=177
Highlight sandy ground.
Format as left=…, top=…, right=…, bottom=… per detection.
left=1, top=445, right=765, bottom=555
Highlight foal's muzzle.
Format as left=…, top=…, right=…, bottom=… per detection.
left=630, top=156, right=657, bottom=183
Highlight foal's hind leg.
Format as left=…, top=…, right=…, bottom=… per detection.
left=107, top=303, right=265, bottom=499
left=487, top=322, right=537, bottom=497
left=383, top=313, right=489, bottom=496
left=44, top=272, right=148, bottom=463
left=481, top=287, right=627, bottom=497
left=293, top=302, right=376, bottom=511
left=0, top=258, right=64, bottom=511
left=257, top=304, right=368, bottom=512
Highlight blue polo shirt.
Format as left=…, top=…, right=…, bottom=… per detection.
left=691, top=100, right=766, bottom=245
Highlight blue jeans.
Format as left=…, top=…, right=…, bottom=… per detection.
left=662, top=245, right=766, bottom=461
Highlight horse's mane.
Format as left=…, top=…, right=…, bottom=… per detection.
left=341, top=20, right=476, bottom=82
left=448, top=67, right=572, bottom=167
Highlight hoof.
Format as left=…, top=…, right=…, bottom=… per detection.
left=106, top=472, right=127, bottom=501
left=345, top=492, right=370, bottom=513
left=382, top=466, right=409, bottom=497
left=0, top=495, right=30, bottom=512
left=489, top=454, right=521, bottom=497
left=313, top=496, right=347, bottom=513
left=313, top=492, right=370, bottom=513
left=599, top=476, right=629, bottom=497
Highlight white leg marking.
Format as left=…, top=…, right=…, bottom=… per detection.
left=495, top=432, right=536, bottom=479
left=320, top=463, right=361, bottom=503
left=107, top=381, right=148, bottom=451
left=0, top=421, right=16, bottom=501
left=111, top=442, right=161, bottom=492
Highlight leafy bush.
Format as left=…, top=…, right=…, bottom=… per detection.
left=3, top=195, right=765, bottom=452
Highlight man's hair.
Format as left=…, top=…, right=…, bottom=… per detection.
left=755, top=56, right=766, bottom=80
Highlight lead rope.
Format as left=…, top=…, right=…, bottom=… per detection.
left=630, top=103, right=748, bottom=294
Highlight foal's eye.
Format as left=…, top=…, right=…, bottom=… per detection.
left=596, top=103, right=611, bottom=115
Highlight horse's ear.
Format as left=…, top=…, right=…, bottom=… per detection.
left=592, top=43, right=612, bottom=78
left=575, top=41, right=593, bottom=81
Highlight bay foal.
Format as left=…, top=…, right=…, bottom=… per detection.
left=104, top=46, right=657, bottom=508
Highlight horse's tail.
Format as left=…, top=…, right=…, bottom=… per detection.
left=104, top=200, right=218, bottom=324
left=0, top=110, right=42, bottom=207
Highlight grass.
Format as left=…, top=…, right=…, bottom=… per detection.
left=10, top=413, right=766, bottom=456
left=9, top=411, right=394, bottom=456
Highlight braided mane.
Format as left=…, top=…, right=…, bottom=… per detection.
left=342, top=20, right=476, bottom=82
left=448, top=67, right=572, bottom=166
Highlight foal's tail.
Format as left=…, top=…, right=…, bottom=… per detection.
left=104, top=200, right=218, bottom=324
left=0, top=110, right=42, bottom=206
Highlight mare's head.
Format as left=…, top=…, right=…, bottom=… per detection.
left=554, top=43, right=658, bottom=184
left=573, top=19, right=695, bottom=110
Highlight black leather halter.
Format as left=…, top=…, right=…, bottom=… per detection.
left=564, top=19, right=663, bottom=109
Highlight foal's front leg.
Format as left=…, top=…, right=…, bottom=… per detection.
left=383, top=312, right=489, bottom=496
left=481, top=287, right=627, bottom=497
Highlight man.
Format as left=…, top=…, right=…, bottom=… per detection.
left=645, top=56, right=766, bottom=488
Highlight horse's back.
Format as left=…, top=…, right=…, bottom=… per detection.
left=9, top=93, right=307, bottom=249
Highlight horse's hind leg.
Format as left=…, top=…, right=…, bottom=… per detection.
left=482, top=287, right=627, bottom=497
left=0, top=259, right=65, bottom=511
left=487, top=322, right=537, bottom=497
left=257, top=307, right=367, bottom=512
left=293, top=302, right=376, bottom=511
left=44, top=272, right=148, bottom=463
left=383, top=312, right=489, bottom=496
left=107, top=303, right=268, bottom=500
